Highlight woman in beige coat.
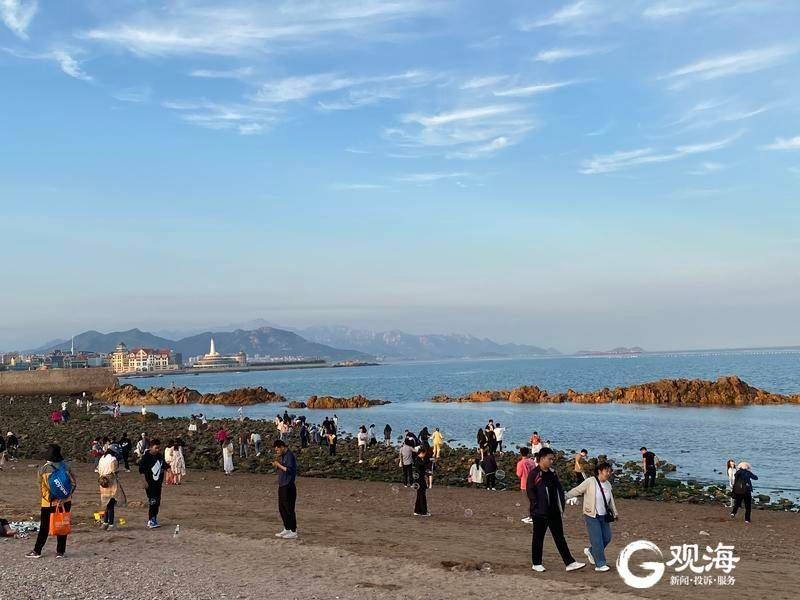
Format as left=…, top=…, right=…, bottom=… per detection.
left=97, top=446, right=126, bottom=530
left=565, top=461, right=618, bottom=572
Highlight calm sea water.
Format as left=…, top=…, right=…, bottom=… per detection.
left=122, top=350, right=800, bottom=495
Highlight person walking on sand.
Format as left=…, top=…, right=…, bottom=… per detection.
left=139, top=439, right=166, bottom=529
left=726, top=459, right=737, bottom=508
left=730, top=462, right=758, bottom=524
left=98, top=444, right=126, bottom=531
left=640, top=447, right=657, bottom=489
left=273, top=440, right=298, bottom=539
left=251, top=431, right=263, bottom=456
left=26, top=444, right=76, bottom=558
left=399, top=440, right=415, bottom=487
left=565, top=461, right=618, bottom=572
left=170, top=441, right=186, bottom=485
left=527, top=448, right=585, bottom=573
left=482, top=449, right=498, bottom=491
left=574, top=449, right=589, bottom=483
left=516, top=448, right=537, bottom=524
left=494, top=423, right=506, bottom=453
left=222, top=439, right=235, bottom=475
left=357, top=426, right=368, bottom=463
left=431, top=427, right=444, bottom=459
left=413, top=447, right=432, bottom=517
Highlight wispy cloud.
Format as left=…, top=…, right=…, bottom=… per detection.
left=687, top=161, right=727, bottom=175
left=395, top=171, right=470, bottom=183
left=344, top=147, right=370, bottom=154
left=1, top=0, right=37, bottom=39
left=162, top=99, right=280, bottom=135
left=401, top=105, right=519, bottom=128
left=581, top=132, right=742, bottom=174
left=661, top=46, right=796, bottom=88
left=762, top=135, right=800, bottom=150
left=587, top=121, right=613, bottom=137
left=2, top=46, right=92, bottom=81
left=190, top=67, right=254, bottom=79
left=520, top=0, right=601, bottom=30
left=460, top=75, right=509, bottom=90
left=113, top=86, right=152, bottom=103
left=673, top=101, right=773, bottom=130
left=643, top=0, right=715, bottom=19
left=533, top=47, right=607, bottom=63
left=493, top=80, right=579, bottom=98
left=80, top=1, right=437, bottom=57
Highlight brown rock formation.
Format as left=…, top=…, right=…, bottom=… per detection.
left=304, top=395, right=390, bottom=409
left=96, top=384, right=285, bottom=406
left=430, top=376, right=799, bottom=406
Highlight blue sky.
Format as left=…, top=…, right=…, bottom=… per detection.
left=1, top=0, right=799, bottom=352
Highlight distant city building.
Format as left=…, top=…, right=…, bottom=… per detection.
left=110, top=341, right=181, bottom=373
left=192, top=338, right=246, bottom=369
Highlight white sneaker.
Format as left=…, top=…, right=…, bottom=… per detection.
left=275, top=529, right=289, bottom=538
left=281, top=531, right=298, bottom=539
left=595, top=565, right=610, bottom=572
left=531, top=564, right=546, bottom=572
left=521, top=517, right=533, bottom=524
left=565, top=561, right=586, bottom=572
left=583, top=547, right=595, bottom=565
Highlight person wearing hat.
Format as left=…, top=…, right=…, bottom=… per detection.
left=27, top=444, right=77, bottom=558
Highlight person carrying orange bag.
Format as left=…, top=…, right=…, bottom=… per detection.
left=26, top=444, right=77, bottom=559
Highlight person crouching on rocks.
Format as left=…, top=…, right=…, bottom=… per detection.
left=527, top=448, right=585, bottom=573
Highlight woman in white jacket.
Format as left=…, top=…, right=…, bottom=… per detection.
left=565, top=462, right=618, bottom=572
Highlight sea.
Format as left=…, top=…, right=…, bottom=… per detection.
left=122, top=350, right=800, bottom=497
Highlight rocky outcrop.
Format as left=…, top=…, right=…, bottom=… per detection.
left=304, top=395, right=390, bottom=409
left=95, top=384, right=285, bottom=406
left=431, top=376, right=800, bottom=406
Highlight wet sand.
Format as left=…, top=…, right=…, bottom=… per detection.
left=0, top=463, right=797, bottom=599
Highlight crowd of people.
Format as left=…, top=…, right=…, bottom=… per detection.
left=7, top=400, right=760, bottom=574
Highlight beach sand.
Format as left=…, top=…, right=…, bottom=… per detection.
left=0, top=463, right=797, bottom=599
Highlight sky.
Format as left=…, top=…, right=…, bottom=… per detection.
left=1, top=0, right=799, bottom=353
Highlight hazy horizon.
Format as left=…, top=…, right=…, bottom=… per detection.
left=2, top=1, right=799, bottom=353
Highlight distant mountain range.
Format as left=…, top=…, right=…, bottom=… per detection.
left=35, top=327, right=372, bottom=363
left=30, top=324, right=558, bottom=362
left=575, top=346, right=646, bottom=356
left=300, top=325, right=559, bottom=360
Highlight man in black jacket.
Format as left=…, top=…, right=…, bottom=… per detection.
left=139, top=439, right=166, bottom=529
left=526, top=448, right=585, bottom=572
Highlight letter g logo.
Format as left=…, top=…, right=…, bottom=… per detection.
left=616, top=540, right=665, bottom=589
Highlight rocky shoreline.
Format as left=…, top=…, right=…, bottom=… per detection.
left=287, top=395, right=391, bottom=409
left=95, top=384, right=286, bottom=405
left=432, top=375, right=800, bottom=405
left=0, top=393, right=796, bottom=513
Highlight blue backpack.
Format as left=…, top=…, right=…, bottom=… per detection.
left=48, top=462, right=73, bottom=501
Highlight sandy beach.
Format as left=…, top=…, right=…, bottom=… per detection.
left=1, top=462, right=797, bottom=600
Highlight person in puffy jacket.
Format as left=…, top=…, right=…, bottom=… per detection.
left=730, top=462, right=758, bottom=524
left=27, top=444, right=76, bottom=558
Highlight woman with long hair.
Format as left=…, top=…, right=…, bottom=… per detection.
left=725, top=459, right=737, bottom=508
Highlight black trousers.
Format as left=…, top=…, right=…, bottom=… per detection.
left=105, top=498, right=116, bottom=525
left=146, top=482, right=162, bottom=520
left=278, top=483, right=297, bottom=532
left=486, top=473, right=497, bottom=489
left=414, top=486, right=428, bottom=515
left=532, top=514, right=575, bottom=566
left=402, top=464, right=413, bottom=486
left=732, top=492, right=752, bottom=521
left=122, top=453, right=130, bottom=470
left=33, top=502, right=71, bottom=555
left=643, top=467, right=656, bottom=488
left=329, top=444, right=336, bottom=456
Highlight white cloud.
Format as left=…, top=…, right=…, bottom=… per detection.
left=344, top=147, right=370, bottom=154
left=1, top=0, right=37, bottom=39
left=533, top=47, right=606, bottom=63
left=460, top=75, right=509, bottom=90
left=447, top=136, right=512, bottom=159
left=520, top=0, right=601, bottom=30
left=687, top=161, right=727, bottom=175
left=190, top=67, right=254, bottom=79
left=401, top=105, right=519, bottom=128
left=81, top=1, right=436, bottom=57
left=2, top=46, right=92, bottom=81
left=762, top=136, right=800, bottom=150
left=254, top=73, right=356, bottom=103
left=162, top=99, right=280, bottom=135
left=581, top=132, right=741, bottom=174
left=643, top=0, right=714, bottom=19
left=661, top=46, right=796, bottom=88
left=493, top=80, right=578, bottom=98
left=587, top=121, right=613, bottom=136
left=395, top=171, right=471, bottom=183
left=113, top=86, right=152, bottom=103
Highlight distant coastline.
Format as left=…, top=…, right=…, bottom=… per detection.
left=119, top=360, right=379, bottom=379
